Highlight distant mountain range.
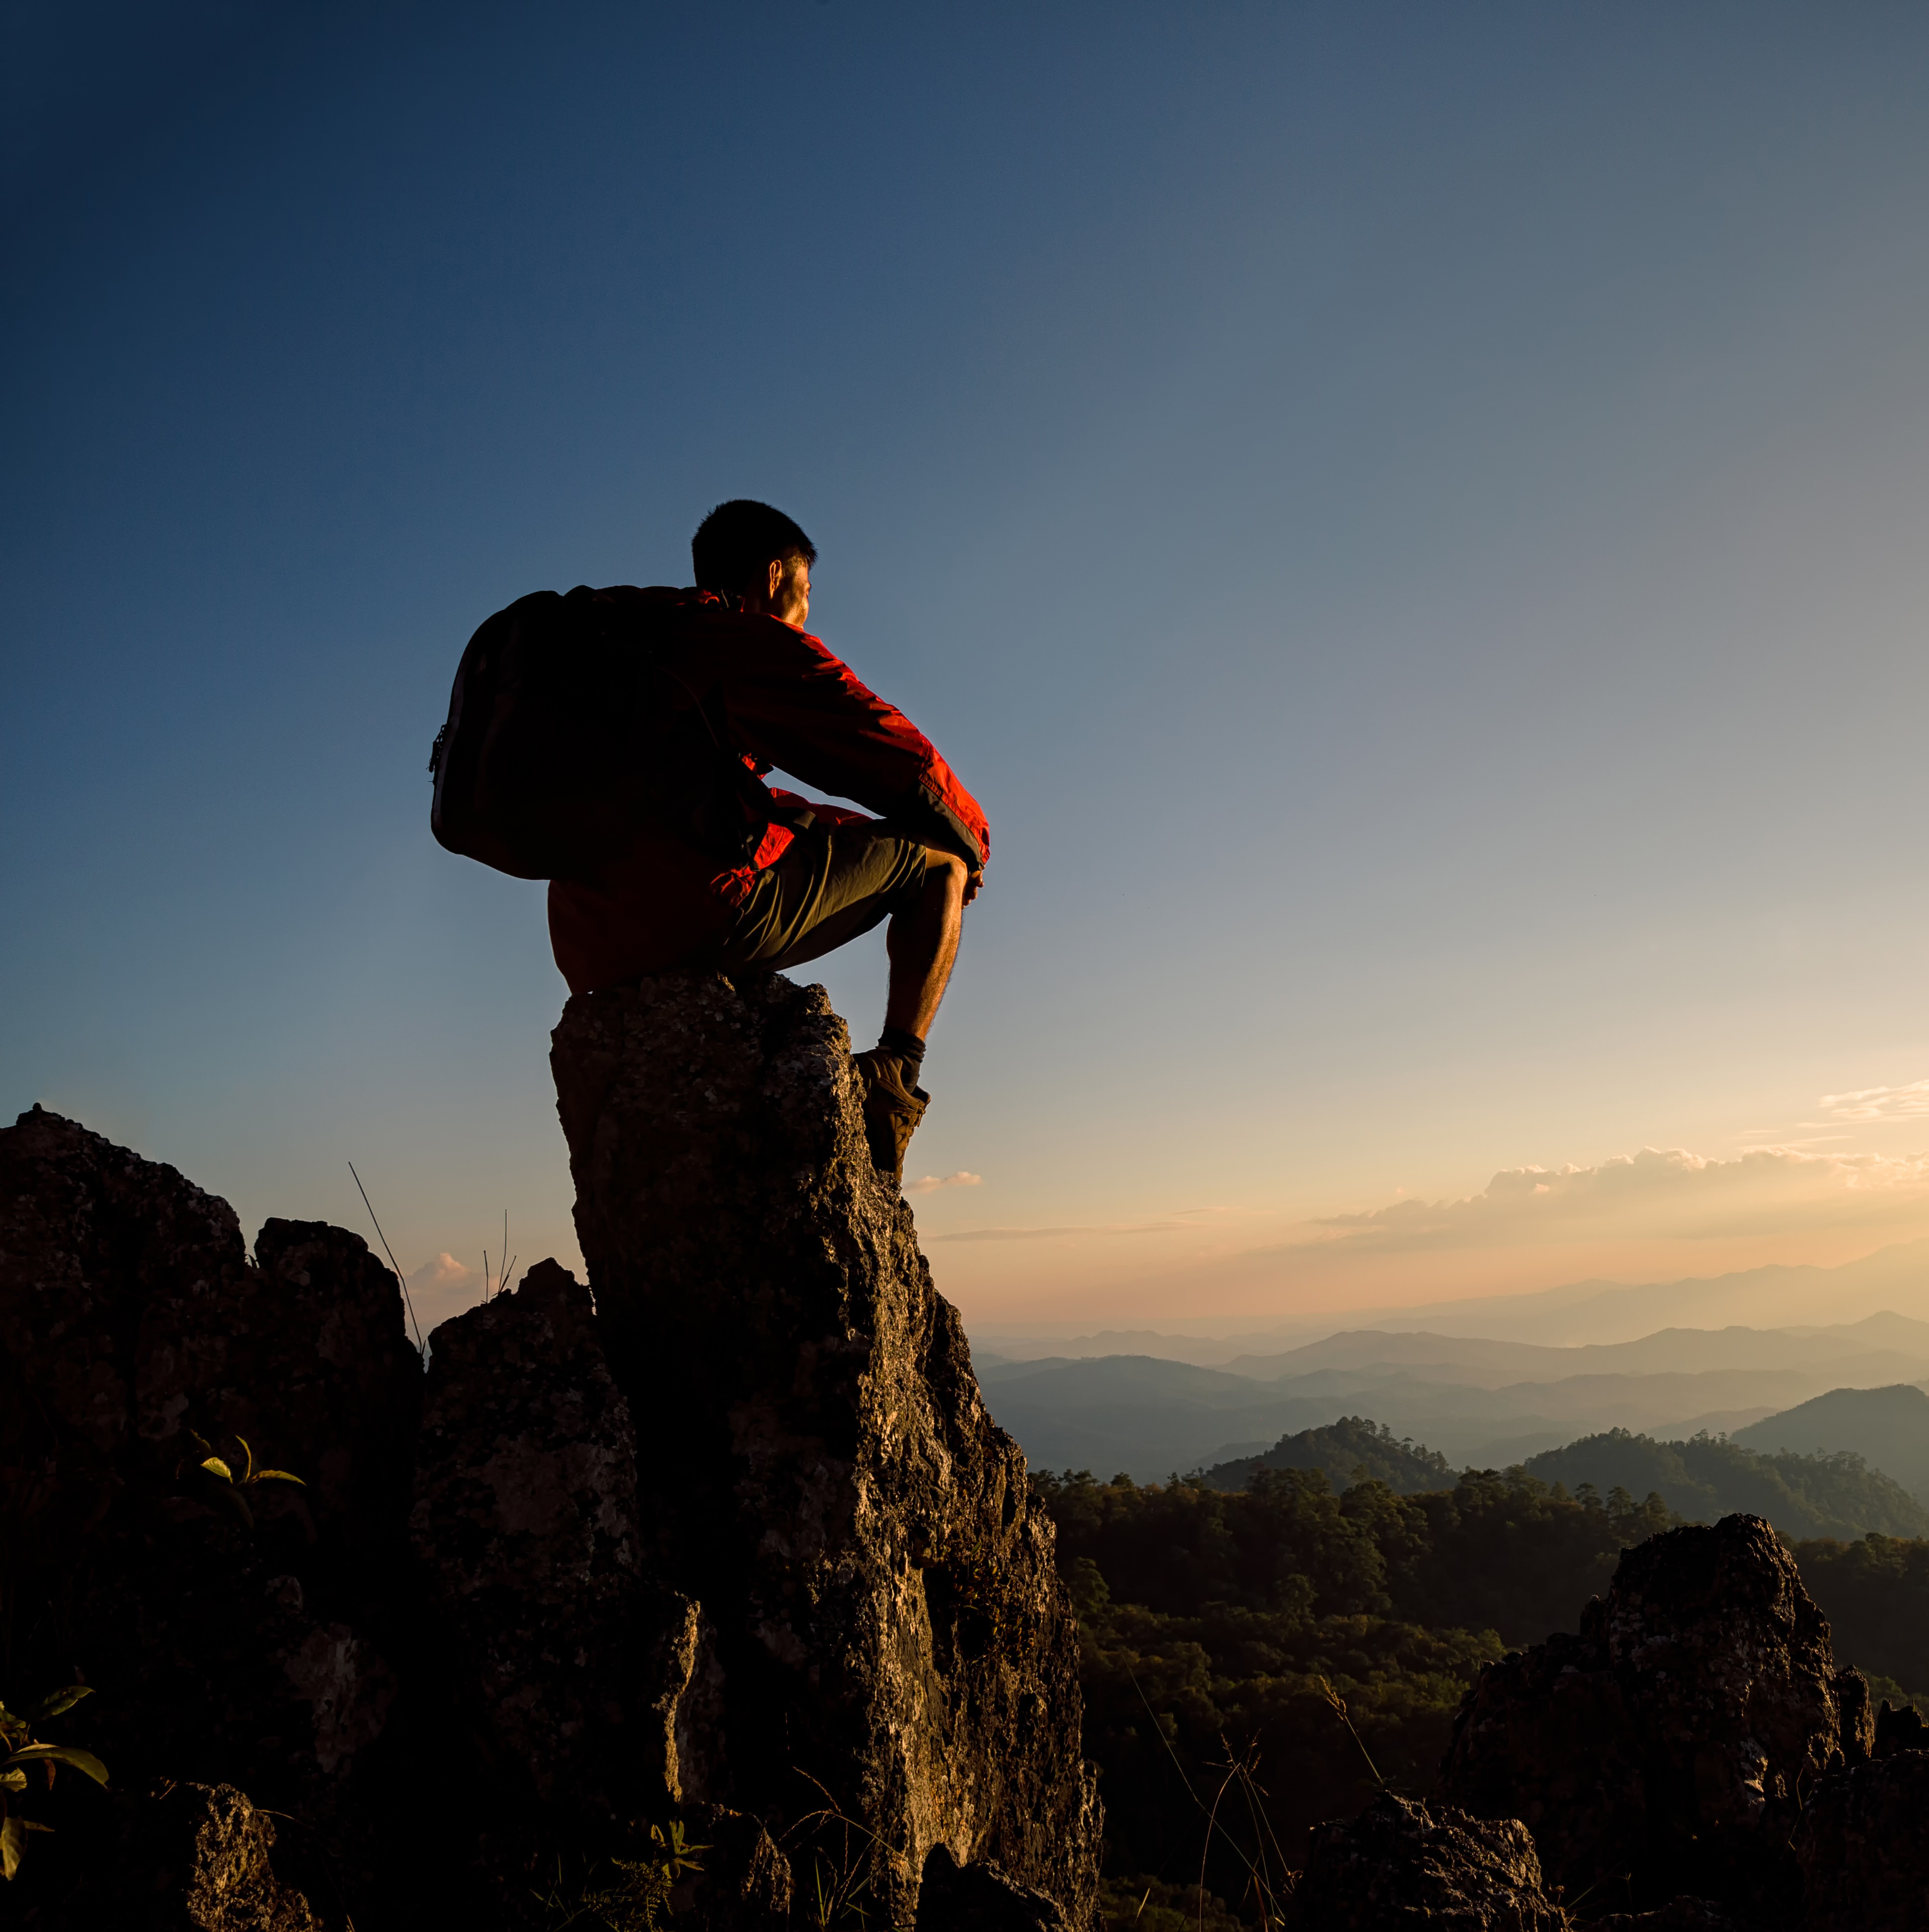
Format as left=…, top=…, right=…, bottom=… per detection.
left=972, top=1236, right=1929, bottom=1360
left=975, top=1311, right=1929, bottom=1480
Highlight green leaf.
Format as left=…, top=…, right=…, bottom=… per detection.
left=0, top=1814, right=50, bottom=1880
left=235, top=1436, right=255, bottom=1482
left=0, top=1772, right=25, bottom=1793
left=199, top=1457, right=234, bottom=1483
left=28, top=1686, right=92, bottom=1723
left=253, top=1470, right=305, bottom=1486
left=8, top=1745, right=108, bottom=1786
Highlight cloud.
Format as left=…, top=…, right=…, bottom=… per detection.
left=1818, top=1079, right=1929, bottom=1123
left=908, top=1171, right=983, bottom=1194
left=404, top=1251, right=486, bottom=1327
left=931, top=1219, right=1197, bottom=1242
left=1298, top=1145, right=1929, bottom=1255
left=409, top=1251, right=481, bottom=1294
left=923, top=1135, right=1929, bottom=1326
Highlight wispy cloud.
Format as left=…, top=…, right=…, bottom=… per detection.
left=908, top=1170, right=983, bottom=1193
left=1296, top=1145, right=1929, bottom=1254
left=931, top=1219, right=1198, bottom=1242
left=928, top=1140, right=1929, bottom=1324
left=1818, top=1079, right=1929, bottom=1123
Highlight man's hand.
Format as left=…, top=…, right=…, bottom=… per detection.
left=963, top=869, right=983, bottom=907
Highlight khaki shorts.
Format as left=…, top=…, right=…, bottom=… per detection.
left=715, top=822, right=930, bottom=972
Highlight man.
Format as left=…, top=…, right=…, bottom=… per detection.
left=546, top=499, right=988, bottom=1181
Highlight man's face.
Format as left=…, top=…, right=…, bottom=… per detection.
left=767, top=553, right=811, bottom=627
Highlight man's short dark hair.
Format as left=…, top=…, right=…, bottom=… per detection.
left=691, top=500, right=817, bottom=593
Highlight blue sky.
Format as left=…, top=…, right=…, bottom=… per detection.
left=9, top=2, right=1929, bottom=1332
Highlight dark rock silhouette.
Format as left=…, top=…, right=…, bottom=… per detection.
left=915, top=1841, right=1077, bottom=1930
left=1591, top=1902, right=1755, bottom=1930
left=410, top=1255, right=756, bottom=1906
left=551, top=971, right=1101, bottom=1929
left=1872, top=1695, right=1928, bottom=1755
left=1282, top=1791, right=1566, bottom=1930
left=0, top=1108, right=414, bottom=1922
left=1439, top=1514, right=1848, bottom=1917
left=1794, top=1748, right=1929, bottom=1930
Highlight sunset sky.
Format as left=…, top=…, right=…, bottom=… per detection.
left=9, top=4, right=1929, bottom=1337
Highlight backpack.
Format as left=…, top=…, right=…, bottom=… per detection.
left=428, top=586, right=775, bottom=881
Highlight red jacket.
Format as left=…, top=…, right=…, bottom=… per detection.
left=547, top=588, right=988, bottom=993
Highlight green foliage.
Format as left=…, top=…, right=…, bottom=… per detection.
left=1034, top=1463, right=1677, bottom=1901
left=0, top=1687, right=107, bottom=1882
left=1524, top=1429, right=1929, bottom=1540
left=183, top=1432, right=306, bottom=1531
left=1034, top=1463, right=1672, bottom=1645
left=1202, top=1418, right=1454, bottom=1497
left=1045, top=1439, right=1929, bottom=1914
left=536, top=1821, right=706, bottom=1932
left=1098, top=1872, right=1246, bottom=1931
left=1794, top=1533, right=1929, bottom=1704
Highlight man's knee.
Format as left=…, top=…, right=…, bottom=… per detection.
left=921, top=848, right=969, bottom=902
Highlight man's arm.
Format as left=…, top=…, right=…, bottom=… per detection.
left=713, top=614, right=990, bottom=874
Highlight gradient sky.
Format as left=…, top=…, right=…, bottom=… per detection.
left=9, top=3, right=1929, bottom=1335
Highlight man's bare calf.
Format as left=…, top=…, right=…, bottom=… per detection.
left=854, top=848, right=975, bottom=1181
left=885, top=848, right=970, bottom=1043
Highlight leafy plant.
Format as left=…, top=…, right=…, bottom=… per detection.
left=187, top=1432, right=306, bottom=1531
left=1, top=1686, right=108, bottom=1881
left=535, top=1820, right=707, bottom=1931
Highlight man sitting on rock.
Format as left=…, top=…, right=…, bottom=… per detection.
left=545, top=499, right=988, bottom=1182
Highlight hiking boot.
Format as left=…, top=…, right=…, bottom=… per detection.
left=852, top=1048, right=930, bottom=1183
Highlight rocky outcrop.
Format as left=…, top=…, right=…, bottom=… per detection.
left=1794, top=1748, right=1929, bottom=1931
left=1282, top=1792, right=1566, bottom=1930
left=1439, top=1514, right=1848, bottom=1918
left=128, top=1781, right=325, bottom=1931
left=551, top=971, right=1101, bottom=1929
left=409, top=1256, right=752, bottom=1908
left=0, top=1108, right=415, bottom=1917
left=915, top=1841, right=1077, bottom=1931
left=1592, top=1903, right=1755, bottom=1930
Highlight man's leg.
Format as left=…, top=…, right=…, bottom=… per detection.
left=883, top=849, right=968, bottom=1044
left=718, top=829, right=972, bottom=1183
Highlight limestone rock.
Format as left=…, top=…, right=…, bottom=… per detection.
left=551, top=972, right=1101, bottom=1929
left=1282, top=1792, right=1565, bottom=1930
left=1872, top=1697, right=1928, bottom=1756
left=1, top=1103, right=253, bottom=1569
left=0, top=1109, right=414, bottom=1911
left=1439, top=1514, right=1845, bottom=1916
left=1591, top=1903, right=1757, bottom=1930
left=1833, top=1667, right=1875, bottom=1764
left=916, top=1843, right=1077, bottom=1930
left=409, top=1257, right=707, bottom=1825
left=141, top=1782, right=326, bottom=1931
left=1794, top=1749, right=1929, bottom=1931
left=677, top=1803, right=796, bottom=1930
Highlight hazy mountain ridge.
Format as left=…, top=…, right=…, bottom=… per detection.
left=970, top=1236, right=1929, bottom=1361
left=976, top=1324, right=1929, bottom=1481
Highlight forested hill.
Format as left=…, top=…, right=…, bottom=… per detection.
left=1522, top=1427, right=1929, bottom=1539
left=1032, top=1459, right=1929, bottom=1923
left=1195, top=1412, right=1929, bottom=1539
left=1201, top=1416, right=1455, bottom=1495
